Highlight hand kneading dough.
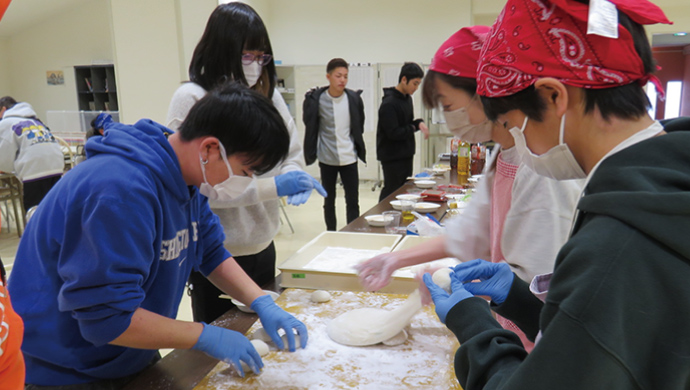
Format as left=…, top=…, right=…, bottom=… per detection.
left=311, top=290, right=332, bottom=303
left=432, top=268, right=453, bottom=294
left=250, top=339, right=270, bottom=356
left=280, top=332, right=302, bottom=349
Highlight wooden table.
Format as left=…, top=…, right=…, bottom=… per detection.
left=125, top=170, right=467, bottom=389
left=341, top=170, right=460, bottom=234
left=123, top=281, right=281, bottom=390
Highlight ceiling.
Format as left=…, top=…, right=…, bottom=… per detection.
left=0, top=0, right=91, bottom=38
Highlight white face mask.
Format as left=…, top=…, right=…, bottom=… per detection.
left=198, top=143, right=255, bottom=202
left=508, top=114, right=586, bottom=180
left=443, top=107, right=493, bottom=143
left=242, top=62, right=262, bottom=88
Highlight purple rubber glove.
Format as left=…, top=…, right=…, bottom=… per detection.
left=191, top=323, right=263, bottom=377
left=251, top=295, right=308, bottom=351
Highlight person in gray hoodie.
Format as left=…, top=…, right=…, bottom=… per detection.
left=0, top=96, right=64, bottom=209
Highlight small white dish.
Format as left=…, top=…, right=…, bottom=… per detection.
left=414, top=180, right=436, bottom=189
left=414, top=202, right=441, bottom=213
left=226, top=290, right=280, bottom=313
left=389, top=200, right=404, bottom=210
left=365, top=214, right=394, bottom=227
left=431, top=167, right=449, bottom=176
left=396, top=194, right=422, bottom=202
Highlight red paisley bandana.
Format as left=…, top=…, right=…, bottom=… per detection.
left=477, top=0, right=671, bottom=98
left=430, top=26, right=491, bottom=79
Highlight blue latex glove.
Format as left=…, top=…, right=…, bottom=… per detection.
left=287, top=190, right=311, bottom=206
left=452, top=259, right=514, bottom=304
left=415, top=172, right=431, bottom=178
left=191, top=323, right=263, bottom=377
left=275, top=171, right=327, bottom=199
left=251, top=295, right=308, bottom=351
left=423, top=272, right=473, bottom=324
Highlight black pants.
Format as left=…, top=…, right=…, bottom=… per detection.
left=319, top=162, right=359, bottom=231
left=189, top=242, right=276, bottom=323
left=23, top=175, right=61, bottom=210
left=24, top=354, right=160, bottom=390
left=379, top=158, right=413, bottom=201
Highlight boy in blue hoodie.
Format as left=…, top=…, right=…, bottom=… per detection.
left=9, top=83, right=308, bottom=388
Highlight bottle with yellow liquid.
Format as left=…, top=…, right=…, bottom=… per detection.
left=457, top=140, right=470, bottom=185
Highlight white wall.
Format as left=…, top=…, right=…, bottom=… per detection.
left=5, top=0, right=113, bottom=119
left=0, top=39, right=10, bottom=95
left=175, top=0, right=218, bottom=82
left=262, top=0, right=472, bottom=66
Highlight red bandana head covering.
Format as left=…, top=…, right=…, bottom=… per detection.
left=430, top=26, right=491, bottom=79
left=476, top=0, right=671, bottom=98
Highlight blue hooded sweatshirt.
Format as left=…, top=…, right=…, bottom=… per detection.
left=8, top=120, right=230, bottom=385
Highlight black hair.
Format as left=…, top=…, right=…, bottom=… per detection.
left=399, top=62, right=424, bottom=83
left=482, top=0, right=655, bottom=122
left=178, top=82, right=289, bottom=175
left=327, top=58, right=348, bottom=73
left=189, top=3, right=275, bottom=98
left=0, top=96, right=17, bottom=111
left=421, top=70, right=478, bottom=109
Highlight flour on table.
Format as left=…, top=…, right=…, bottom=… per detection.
left=194, top=289, right=461, bottom=390
left=303, top=247, right=388, bottom=273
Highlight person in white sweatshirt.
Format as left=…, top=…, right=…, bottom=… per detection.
left=0, top=96, right=64, bottom=209
left=166, top=3, right=325, bottom=323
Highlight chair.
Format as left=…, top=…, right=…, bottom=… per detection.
left=278, top=197, right=295, bottom=234
left=53, top=135, right=75, bottom=171
left=0, top=173, right=26, bottom=237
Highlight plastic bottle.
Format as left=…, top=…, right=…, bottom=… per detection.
left=471, top=143, right=486, bottom=175
left=450, top=138, right=459, bottom=171
left=457, top=140, right=470, bottom=185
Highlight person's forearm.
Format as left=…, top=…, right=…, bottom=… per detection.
left=393, top=236, right=450, bottom=269
left=109, top=308, right=203, bottom=349
left=207, top=257, right=265, bottom=307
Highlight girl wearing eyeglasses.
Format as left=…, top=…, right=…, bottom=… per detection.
left=166, top=2, right=325, bottom=324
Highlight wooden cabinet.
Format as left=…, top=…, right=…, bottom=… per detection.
left=74, top=65, right=119, bottom=112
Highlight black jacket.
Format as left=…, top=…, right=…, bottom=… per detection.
left=445, top=131, right=690, bottom=389
left=376, top=87, right=423, bottom=162
left=302, top=86, right=366, bottom=166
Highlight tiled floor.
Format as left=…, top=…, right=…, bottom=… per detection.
left=0, top=181, right=382, bottom=356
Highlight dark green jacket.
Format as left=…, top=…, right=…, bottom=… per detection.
left=446, top=131, right=690, bottom=389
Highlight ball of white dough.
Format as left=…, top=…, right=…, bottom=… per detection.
left=280, top=332, right=302, bottom=350
left=251, top=327, right=272, bottom=343
left=382, top=329, right=408, bottom=346
left=250, top=339, right=270, bottom=357
left=432, top=268, right=453, bottom=294
left=311, top=290, right=332, bottom=303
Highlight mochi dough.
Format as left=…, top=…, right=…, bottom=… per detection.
left=432, top=268, right=453, bottom=294
left=250, top=339, right=270, bottom=356
left=311, top=290, right=332, bottom=303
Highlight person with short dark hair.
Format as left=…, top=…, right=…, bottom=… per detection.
left=376, top=62, right=428, bottom=200
left=10, top=82, right=308, bottom=388
left=423, top=0, right=690, bottom=389
left=167, top=2, right=325, bottom=324
left=303, top=58, right=366, bottom=230
left=0, top=96, right=64, bottom=209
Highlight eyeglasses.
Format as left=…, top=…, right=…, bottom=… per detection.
left=241, top=53, right=272, bottom=66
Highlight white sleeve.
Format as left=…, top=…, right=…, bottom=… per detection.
left=166, top=83, right=206, bottom=132
left=501, top=165, right=584, bottom=282
left=272, top=90, right=304, bottom=173
left=444, top=153, right=496, bottom=262
left=0, top=124, right=18, bottom=172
